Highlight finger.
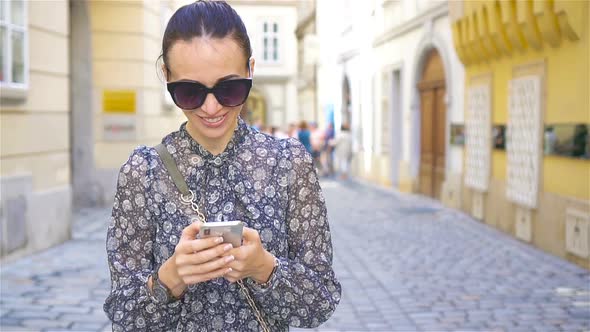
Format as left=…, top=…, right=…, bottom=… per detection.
left=178, top=254, right=234, bottom=277
left=182, top=243, right=234, bottom=266
left=175, top=236, right=222, bottom=255
left=226, top=259, right=245, bottom=273
left=183, top=266, right=233, bottom=285
left=241, top=227, right=260, bottom=244
left=180, top=221, right=203, bottom=241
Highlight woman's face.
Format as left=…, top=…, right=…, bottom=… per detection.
left=166, top=37, right=252, bottom=146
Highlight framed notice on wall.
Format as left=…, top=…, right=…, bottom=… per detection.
left=101, top=90, right=137, bottom=141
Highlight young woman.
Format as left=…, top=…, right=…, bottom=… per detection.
left=103, top=1, right=341, bottom=331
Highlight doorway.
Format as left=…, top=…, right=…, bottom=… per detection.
left=242, top=89, right=267, bottom=127
left=417, top=49, right=446, bottom=199
left=390, top=69, right=402, bottom=187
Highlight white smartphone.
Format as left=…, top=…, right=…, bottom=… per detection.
left=197, top=220, right=244, bottom=248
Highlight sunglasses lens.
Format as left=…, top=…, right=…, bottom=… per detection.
left=172, top=83, right=206, bottom=109
left=214, top=80, right=251, bottom=107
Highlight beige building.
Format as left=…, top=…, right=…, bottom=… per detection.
left=0, top=0, right=183, bottom=261
left=0, top=0, right=298, bottom=261
left=295, top=0, right=319, bottom=125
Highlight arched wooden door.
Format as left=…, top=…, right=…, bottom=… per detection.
left=417, top=49, right=446, bottom=199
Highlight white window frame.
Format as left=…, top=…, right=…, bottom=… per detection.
left=0, top=0, right=29, bottom=99
left=260, top=19, right=280, bottom=64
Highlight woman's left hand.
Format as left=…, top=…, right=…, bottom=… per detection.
left=223, top=227, right=275, bottom=284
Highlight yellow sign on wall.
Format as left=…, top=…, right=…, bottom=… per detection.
left=103, top=90, right=136, bottom=114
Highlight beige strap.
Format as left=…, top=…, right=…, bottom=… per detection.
left=154, top=144, right=190, bottom=196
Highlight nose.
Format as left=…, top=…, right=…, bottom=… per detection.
left=201, top=92, right=222, bottom=115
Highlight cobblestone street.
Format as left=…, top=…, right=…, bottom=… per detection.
left=1, top=179, right=589, bottom=331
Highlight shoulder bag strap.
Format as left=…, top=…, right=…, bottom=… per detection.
left=154, top=144, right=191, bottom=196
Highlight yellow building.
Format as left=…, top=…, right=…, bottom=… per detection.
left=0, top=0, right=183, bottom=260
left=450, top=0, right=589, bottom=269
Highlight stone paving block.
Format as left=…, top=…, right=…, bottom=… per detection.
left=69, top=321, right=108, bottom=331
left=8, top=310, right=60, bottom=320
left=49, top=305, right=92, bottom=315
left=0, top=326, right=36, bottom=331
left=21, top=319, right=70, bottom=329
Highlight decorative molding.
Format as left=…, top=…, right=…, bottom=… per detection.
left=373, top=2, right=448, bottom=47
left=451, top=0, right=584, bottom=65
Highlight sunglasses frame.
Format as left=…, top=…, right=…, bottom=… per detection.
left=166, top=77, right=253, bottom=110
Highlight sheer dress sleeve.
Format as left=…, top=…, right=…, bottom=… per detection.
left=248, top=139, right=342, bottom=328
left=103, top=146, right=181, bottom=331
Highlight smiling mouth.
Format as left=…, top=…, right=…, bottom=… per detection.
left=200, top=114, right=226, bottom=123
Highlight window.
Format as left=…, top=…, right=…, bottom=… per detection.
left=0, top=0, right=28, bottom=93
left=262, top=20, right=279, bottom=63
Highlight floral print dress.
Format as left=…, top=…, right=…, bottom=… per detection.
left=103, top=118, right=342, bottom=331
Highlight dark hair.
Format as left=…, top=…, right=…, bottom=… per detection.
left=159, top=1, right=252, bottom=79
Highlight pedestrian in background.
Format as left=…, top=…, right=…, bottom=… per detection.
left=297, top=120, right=313, bottom=154
left=310, top=122, right=325, bottom=174
left=333, top=123, right=352, bottom=180
left=103, top=2, right=341, bottom=331
left=287, top=123, right=298, bottom=138
left=323, top=122, right=335, bottom=176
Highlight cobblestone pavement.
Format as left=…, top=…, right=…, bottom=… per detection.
left=1, top=179, right=589, bottom=332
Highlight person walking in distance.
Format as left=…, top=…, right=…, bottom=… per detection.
left=333, top=123, right=352, bottom=180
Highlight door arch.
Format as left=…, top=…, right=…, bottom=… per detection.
left=242, top=89, right=267, bottom=127
left=417, top=49, right=446, bottom=199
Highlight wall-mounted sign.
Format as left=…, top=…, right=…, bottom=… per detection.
left=103, top=90, right=136, bottom=114
left=103, top=115, right=136, bottom=141
left=544, top=123, right=589, bottom=159
left=492, top=125, right=506, bottom=150
left=450, top=124, right=465, bottom=146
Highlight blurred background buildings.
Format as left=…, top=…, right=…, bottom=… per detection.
left=0, top=0, right=588, bottom=270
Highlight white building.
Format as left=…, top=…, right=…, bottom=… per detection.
left=229, top=0, right=298, bottom=130
left=316, top=0, right=464, bottom=204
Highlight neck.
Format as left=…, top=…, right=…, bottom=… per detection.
left=186, top=119, right=238, bottom=156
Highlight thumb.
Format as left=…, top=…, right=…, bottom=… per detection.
left=242, top=227, right=259, bottom=244
left=180, top=220, right=202, bottom=241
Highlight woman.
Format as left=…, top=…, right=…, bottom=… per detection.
left=297, top=121, right=312, bottom=154
left=103, top=2, right=341, bottom=331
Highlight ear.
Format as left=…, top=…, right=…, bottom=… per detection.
left=248, top=57, right=255, bottom=77
left=161, top=63, right=169, bottom=82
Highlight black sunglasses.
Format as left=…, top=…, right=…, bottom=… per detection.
left=167, top=78, right=252, bottom=110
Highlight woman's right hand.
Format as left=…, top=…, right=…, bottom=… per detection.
left=174, top=221, right=236, bottom=285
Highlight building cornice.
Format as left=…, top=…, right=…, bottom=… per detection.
left=295, top=9, right=316, bottom=37
left=373, top=2, right=448, bottom=47
left=338, top=48, right=360, bottom=64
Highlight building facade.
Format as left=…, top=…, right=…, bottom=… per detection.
left=450, top=0, right=589, bottom=269
left=316, top=0, right=465, bottom=199
left=295, top=0, right=318, bottom=125
left=230, top=0, right=298, bottom=131
left=0, top=0, right=298, bottom=261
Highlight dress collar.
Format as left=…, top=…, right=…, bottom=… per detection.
left=178, top=116, right=249, bottom=164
